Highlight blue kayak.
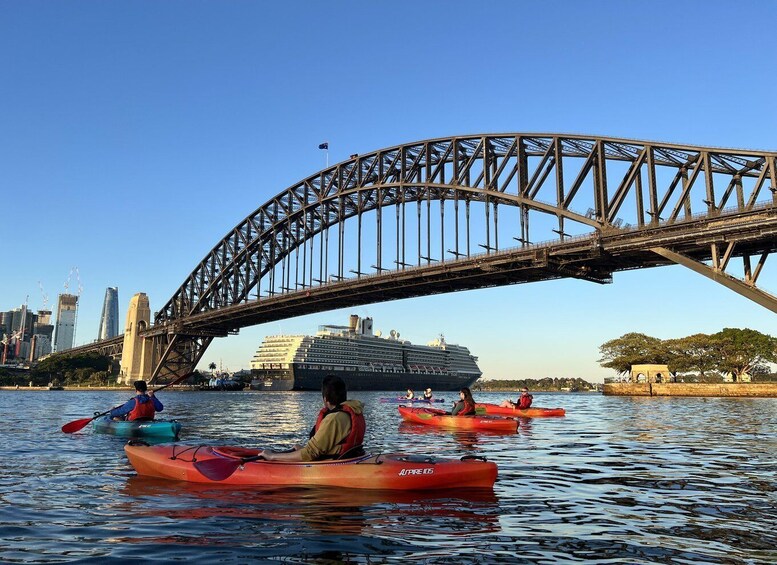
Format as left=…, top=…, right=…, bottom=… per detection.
left=380, top=397, right=445, bottom=404
left=92, top=416, right=182, bottom=439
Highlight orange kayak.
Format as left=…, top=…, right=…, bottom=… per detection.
left=475, top=403, right=566, bottom=417
left=398, top=406, right=518, bottom=432
left=124, top=443, right=497, bottom=490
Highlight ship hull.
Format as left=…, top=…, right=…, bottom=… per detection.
left=251, top=366, right=479, bottom=392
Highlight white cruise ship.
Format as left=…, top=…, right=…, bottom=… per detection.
left=249, top=315, right=481, bottom=391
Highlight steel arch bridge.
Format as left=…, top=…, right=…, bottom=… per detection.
left=64, top=134, right=777, bottom=383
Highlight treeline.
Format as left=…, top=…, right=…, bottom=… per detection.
left=0, top=354, right=212, bottom=387
left=599, top=328, right=777, bottom=380
left=0, top=353, right=116, bottom=387
left=476, top=377, right=595, bottom=392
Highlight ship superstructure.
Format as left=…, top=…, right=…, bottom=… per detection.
left=250, top=315, right=481, bottom=391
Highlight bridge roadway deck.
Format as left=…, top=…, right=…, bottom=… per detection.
left=144, top=204, right=777, bottom=336
left=58, top=204, right=776, bottom=358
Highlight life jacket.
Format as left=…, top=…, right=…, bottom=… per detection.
left=127, top=396, right=156, bottom=421
left=518, top=394, right=533, bottom=410
left=456, top=399, right=476, bottom=416
left=313, top=403, right=366, bottom=457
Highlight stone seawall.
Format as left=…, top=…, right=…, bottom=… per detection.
left=603, top=383, right=651, bottom=396
left=604, top=383, right=777, bottom=397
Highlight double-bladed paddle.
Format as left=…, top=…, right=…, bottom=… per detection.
left=194, top=447, right=368, bottom=481
left=60, top=375, right=188, bottom=433
left=194, top=454, right=266, bottom=481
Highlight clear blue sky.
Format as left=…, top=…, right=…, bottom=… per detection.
left=2, top=1, right=775, bottom=382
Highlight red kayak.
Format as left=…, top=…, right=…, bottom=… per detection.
left=475, top=403, right=566, bottom=417
left=124, top=443, right=497, bottom=490
left=398, top=406, right=518, bottom=432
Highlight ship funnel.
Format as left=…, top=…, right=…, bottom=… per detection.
left=349, top=315, right=359, bottom=332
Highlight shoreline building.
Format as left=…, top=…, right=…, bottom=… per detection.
left=53, top=294, right=79, bottom=352
left=0, top=306, right=54, bottom=362
left=98, top=287, right=119, bottom=340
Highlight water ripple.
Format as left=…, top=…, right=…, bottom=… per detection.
left=0, top=390, right=774, bottom=563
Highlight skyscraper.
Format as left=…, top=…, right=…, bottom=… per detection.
left=30, top=310, right=54, bottom=360
left=98, top=287, right=119, bottom=340
left=53, top=294, right=78, bottom=352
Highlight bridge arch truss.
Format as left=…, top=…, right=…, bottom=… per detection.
left=107, top=134, right=777, bottom=382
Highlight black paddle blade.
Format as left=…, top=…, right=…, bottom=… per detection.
left=61, top=417, right=94, bottom=434
left=193, top=458, right=244, bottom=481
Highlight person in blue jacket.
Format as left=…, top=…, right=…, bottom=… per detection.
left=109, top=380, right=164, bottom=421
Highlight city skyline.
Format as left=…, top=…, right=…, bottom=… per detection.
left=1, top=2, right=775, bottom=382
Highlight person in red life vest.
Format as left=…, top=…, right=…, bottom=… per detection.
left=109, top=380, right=164, bottom=421
left=260, top=375, right=365, bottom=462
left=500, top=387, right=533, bottom=409
left=450, top=387, right=476, bottom=416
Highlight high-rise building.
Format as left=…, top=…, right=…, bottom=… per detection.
left=98, top=287, right=119, bottom=340
left=53, top=294, right=79, bottom=352
left=33, top=309, right=54, bottom=359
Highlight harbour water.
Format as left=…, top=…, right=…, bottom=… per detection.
left=1, top=390, right=775, bottom=563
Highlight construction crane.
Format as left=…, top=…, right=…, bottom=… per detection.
left=38, top=281, right=49, bottom=311
left=63, top=267, right=83, bottom=297
left=1, top=329, right=22, bottom=364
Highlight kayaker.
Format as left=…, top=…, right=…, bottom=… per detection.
left=109, top=380, right=164, bottom=421
left=423, top=387, right=433, bottom=400
left=405, top=388, right=415, bottom=400
left=450, top=387, right=476, bottom=416
left=500, top=387, right=533, bottom=409
left=260, top=375, right=365, bottom=462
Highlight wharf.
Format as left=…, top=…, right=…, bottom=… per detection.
left=603, top=382, right=777, bottom=397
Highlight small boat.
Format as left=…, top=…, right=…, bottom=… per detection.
left=475, top=403, right=566, bottom=418
left=398, top=406, right=518, bottom=432
left=124, top=443, right=497, bottom=490
left=380, top=397, right=445, bottom=404
left=92, top=416, right=182, bottom=439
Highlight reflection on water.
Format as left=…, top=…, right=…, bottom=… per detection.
left=0, top=390, right=775, bottom=562
left=398, top=421, right=508, bottom=452
left=121, top=475, right=501, bottom=538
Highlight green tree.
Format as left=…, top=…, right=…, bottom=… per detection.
left=665, top=333, right=717, bottom=377
left=598, top=333, right=668, bottom=374
left=208, top=362, right=217, bottom=372
left=32, top=352, right=113, bottom=381
left=710, top=328, right=777, bottom=380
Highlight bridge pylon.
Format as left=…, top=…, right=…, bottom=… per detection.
left=118, top=293, right=155, bottom=385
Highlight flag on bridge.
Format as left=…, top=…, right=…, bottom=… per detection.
left=318, top=142, right=329, bottom=150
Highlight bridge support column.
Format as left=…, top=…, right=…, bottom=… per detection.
left=118, top=293, right=155, bottom=384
